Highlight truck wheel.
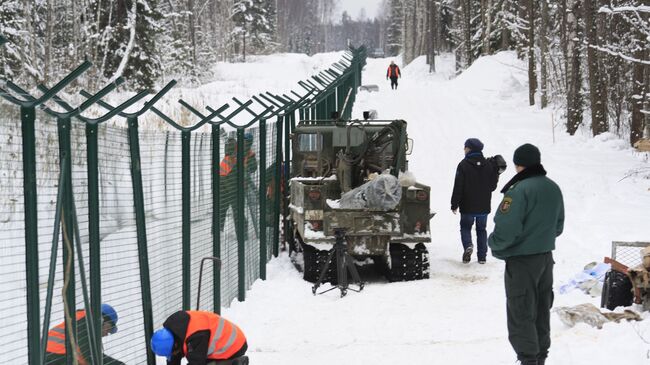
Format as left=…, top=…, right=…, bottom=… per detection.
left=299, top=235, right=337, bottom=284
left=385, top=243, right=429, bottom=282
left=601, top=270, right=633, bottom=310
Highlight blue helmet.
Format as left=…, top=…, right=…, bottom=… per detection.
left=101, top=303, right=118, bottom=334
left=244, top=132, right=253, bottom=142
left=151, top=328, right=175, bottom=361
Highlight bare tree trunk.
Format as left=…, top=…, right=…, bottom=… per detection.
left=484, top=0, right=492, bottom=55
left=630, top=46, right=647, bottom=145
left=44, top=0, right=53, bottom=84
left=72, top=0, right=80, bottom=60
left=428, top=0, right=436, bottom=72
left=109, top=0, right=137, bottom=82
left=187, top=0, right=197, bottom=67
left=566, top=0, right=583, bottom=135
left=462, top=0, right=472, bottom=67
left=583, top=0, right=608, bottom=135
left=560, top=0, right=568, bottom=92
left=526, top=0, right=536, bottom=106
left=501, top=0, right=510, bottom=51
left=540, top=0, right=549, bottom=108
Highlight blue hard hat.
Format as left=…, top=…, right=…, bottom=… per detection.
left=101, top=303, right=118, bottom=334
left=244, top=132, right=253, bottom=141
left=151, top=328, right=175, bottom=361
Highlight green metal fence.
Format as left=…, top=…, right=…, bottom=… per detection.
left=0, top=42, right=367, bottom=365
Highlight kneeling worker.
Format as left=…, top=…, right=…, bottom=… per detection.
left=45, top=303, right=124, bottom=365
left=151, top=310, right=248, bottom=365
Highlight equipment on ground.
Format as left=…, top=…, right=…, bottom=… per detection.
left=601, top=241, right=650, bottom=311
left=311, top=228, right=364, bottom=297
left=285, top=116, right=433, bottom=285
left=359, top=85, right=379, bottom=92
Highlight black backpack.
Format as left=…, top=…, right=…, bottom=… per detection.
left=487, top=154, right=507, bottom=175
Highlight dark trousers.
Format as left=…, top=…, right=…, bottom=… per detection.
left=219, top=194, right=247, bottom=243
left=206, top=341, right=248, bottom=364
left=390, top=77, right=398, bottom=89
left=460, top=213, right=488, bottom=260
left=505, top=252, right=554, bottom=361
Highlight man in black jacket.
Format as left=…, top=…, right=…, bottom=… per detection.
left=451, top=138, right=499, bottom=264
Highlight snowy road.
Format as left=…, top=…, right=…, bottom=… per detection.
left=219, top=52, right=650, bottom=365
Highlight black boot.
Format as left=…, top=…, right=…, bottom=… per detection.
left=520, top=359, right=538, bottom=365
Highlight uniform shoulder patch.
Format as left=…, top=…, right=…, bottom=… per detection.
left=500, top=197, right=513, bottom=213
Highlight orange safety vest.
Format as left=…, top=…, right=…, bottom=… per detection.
left=387, top=64, right=400, bottom=78
left=220, top=155, right=236, bottom=176
left=219, top=151, right=255, bottom=177
left=183, top=311, right=246, bottom=360
left=46, top=311, right=89, bottom=365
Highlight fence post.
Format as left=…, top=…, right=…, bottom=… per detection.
left=258, top=119, right=267, bottom=279
left=181, top=130, right=192, bottom=310
left=273, top=117, right=283, bottom=257
left=211, top=125, right=222, bottom=312
left=56, top=117, right=77, bottom=365
left=20, top=105, right=41, bottom=365
left=86, top=122, right=103, bottom=364
left=283, top=114, right=293, bottom=249
left=127, top=117, right=156, bottom=365
left=236, top=129, right=246, bottom=301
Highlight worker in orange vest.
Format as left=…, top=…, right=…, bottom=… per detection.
left=386, top=60, right=401, bottom=90
left=45, top=303, right=124, bottom=365
left=219, top=134, right=257, bottom=241
left=151, top=310, right=248, bottom=365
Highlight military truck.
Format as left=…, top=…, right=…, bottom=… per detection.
left=285, top=117, right=433, bottom=283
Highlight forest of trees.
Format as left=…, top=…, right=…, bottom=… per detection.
left=381, top=0, right=649, bottom=146
left=1, top=0, right=647, bottom=145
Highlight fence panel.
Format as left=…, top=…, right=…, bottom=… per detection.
left=0, top=46, right=367, bottom=364
left=0, top=101, right=28, bottom=363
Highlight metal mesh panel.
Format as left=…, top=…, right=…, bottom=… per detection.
left=265, top=121, right=279, bottom=262
left=96, top=122, right=146, bottom=364
left=612, top=241, right=650, bottom=269
left=0, top=102, right=27, bottom=363
left=220, top=131, right=240, bottom=308
left=34, top=112, right=65, bottom=365
left=244, top=126, right=261, bottom=291
left=190, top=131, right=216, bottom=312
left=140, top=128, right=184, bottom=323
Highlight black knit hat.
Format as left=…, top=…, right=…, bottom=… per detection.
left=464, top=138, right=484, bottom=152
left=513, top=143, right=541, bottom=167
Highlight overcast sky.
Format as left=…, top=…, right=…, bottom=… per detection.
left=335, top=0, right=382, bottom=21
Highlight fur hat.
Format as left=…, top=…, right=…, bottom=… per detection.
left=513, top=143, right=541, bottom=167
left=464, top=138, right=484, bottom=152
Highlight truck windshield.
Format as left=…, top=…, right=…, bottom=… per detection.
left=298, top=133, right=322, bottom=152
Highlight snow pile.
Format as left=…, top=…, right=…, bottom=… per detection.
left=454, top=51, right=527, bottom=96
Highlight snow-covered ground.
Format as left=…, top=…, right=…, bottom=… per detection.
left=216, top=52, right=650, bottom=365
left=3, top=50, right=650, bottom=364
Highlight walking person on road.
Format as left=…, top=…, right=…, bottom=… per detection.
left=386, top=61, right=401, bottom=90
left=451, top=138, right=500, bottom=264
left=488, top=143, right=564, bottom=365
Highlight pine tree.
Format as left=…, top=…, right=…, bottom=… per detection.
left=0, top=0, right=34, bottom=82
left=96, top=0, right=163, bottom=90
left=231, top=0, right=276, bottom=60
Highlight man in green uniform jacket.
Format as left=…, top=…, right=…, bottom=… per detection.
left=488, top=143, right=564, bottom=365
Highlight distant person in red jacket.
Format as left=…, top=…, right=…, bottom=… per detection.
left=386, top=61, right=401, bottom=90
